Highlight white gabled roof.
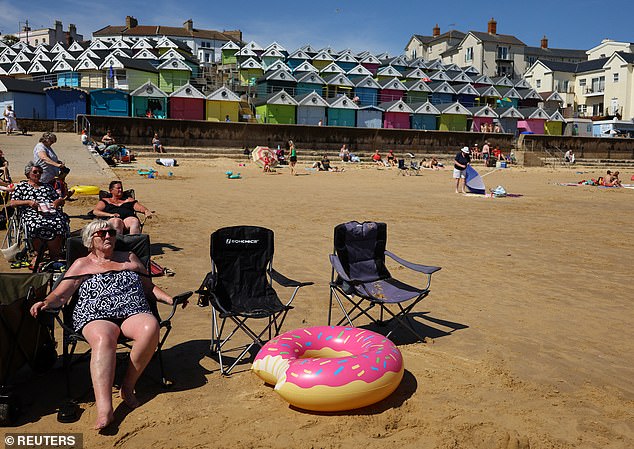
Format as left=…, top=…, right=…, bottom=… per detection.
left=360, top=54, right=380, bottom=65
left=376, top=65, right=401, bottom=77
left=324, top=74, right=354, bottom=87
left=265, top=90, right=299, bottom=106
left=133, top=49, right=157, bottom=60
left=353, top=75, right=381, bottom=89
left=437, top=102, right=472, bottom=115
left=347, top=64, right=373, bottom=76
left=89, top=40, right=111, bottom=51
left=336, top=53, right=359, bottom=64
left=454, top=83, right=478, bottom=95
left=312, top=50, right=334, bottom=62
left=327, top=95, right=359, bottom=109
left=412, top=101, right=441, bottom=115
left=264, top=41, right=287, bottom=53
left=157, top=58, right=192, bottom=71
left=263, top=68, right=296, bottom=82
left=429, top=81, right=457, bottom=94
left=548, top=110, right=565, bottom=121
left=514, top=78, right=531, bottom=89
left=380, top=77, right=407, bottom=91
left=320, top=62, right=345, bottom=74
left=443, top=62, right=461, bottom=71
left=206, top=86, right=241, bottom=101
left=51, top=59, right=77, bottom=73
left=462, top=65, right=480, bottom=75
left=493, top=75, right=514, bottom=87
left=296, top=72, right=326, bottom=85
left=67, top=42, right=85, bottom=52
left=76, top=57, right=100, bottom=71
left=159, top=48, right=185, bottom=60
left=49, top=42, right=66, bottom=54
left=235, top=46, right=258, bottom=57
left=403, top=68, right=428, bottom=79
left=221, top=41, right=241, bottom=51
left=429, top=70, right=452, bottom=82
left=467, top=105, right=498, bottom=118
left=0, top=54, right=14, bottom=64
left=33, top=52, right=52, bottom=62
left=426, top=59, right=444, bottom=70
left=27, top=61, right=51, bottom=74
left=261, top=47, right=285, bottom=59
left=544, top=91, right=564, bottom=102
left=99, top=55, right=124, bottom=70
left=287, top=49, right=310, bottom=60
left=156, top=36, right=180, bottom=49
left=380, top=99, right=413, bottom=113
left=111, top=38, right=131, bottom=49
left=405, top=79, right=432, bottom=92
left=131, top=38, right=154, bottom=50
left=265, top=60, right=292, bottom=73
left=130, top=81, right=167, bottom=98
left=498, top=107, right=524, bottom=119
left=473, top=74, right=494, bottom=85
left=244, top=40, right=263, bottom=52
left=451, top=72, right=474, bottom=83
left=476, top=85, right=502, bottom=97
left=170, top=83, right=205, bottom=99
left=239, top=57, right=263, bottom=70
left=8, top=62, right=28, bottom=75
left=14, top=52, right=31, bottom=63
left=295, top=91, right=329, bottom=107
left=519, top=107, right=550, bottom=120
left=293, top=61, right=318, bottom=73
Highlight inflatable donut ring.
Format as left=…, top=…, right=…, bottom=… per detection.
left=70, top=185, right=99, bottom=195
left=252, top=326, right=403, bottom=412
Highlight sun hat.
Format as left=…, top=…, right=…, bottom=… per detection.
left=461, top=146, right=470, bottom=154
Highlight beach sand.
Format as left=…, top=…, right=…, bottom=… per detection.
left=2, top=140, right=633, bottom=448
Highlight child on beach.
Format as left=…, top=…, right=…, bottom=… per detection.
left=152, top=133, right=165, bottom=153
left=51, top=166, right=75, bottom=201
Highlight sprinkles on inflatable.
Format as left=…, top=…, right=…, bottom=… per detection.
left=252, top=326, right=403, bottom=412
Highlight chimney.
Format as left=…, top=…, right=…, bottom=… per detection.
left=55, top=20, right=63, bottom=32
left=125, top=16, right=138, bottom=29
left=184, top=19, right=193, bottom=32
left=487, top=17, right=497, bottom=35
left=433, top=24, right=440, bottom=37
left=541, top=35, right=548, bottom=49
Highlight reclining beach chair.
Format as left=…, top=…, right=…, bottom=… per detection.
left=0, top=272, right=56, bottom=425
left=50, top=234, right=191, bottom=420
left=328, top=221, right=441, bottom=343
left=397, top=159, right=410, bottom=176
left=197, top=226, right=313, bottom=375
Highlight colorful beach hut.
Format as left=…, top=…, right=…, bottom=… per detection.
left=89, top=88, right=129, bottom=117
left=544, top=109, right=565, bottom=136
left=378, top=78, right=407, bottom=104
left=453, top=83, right=479, bottom=107
left=157, top=58, right=193, bottom=94
left=238, top=58, right=264, bottom=87
left=322, top=74, right=354, bottom=99
left=351, top=75, right=380, bottom=106
left=254, top=90, right=298, bottom=124
left=44, top=86, right=88, bottom=120
left=169, top=83, right=205, bottom=121
left=359, top=54, right=381, bottom=75
left=221, top=41, right=240, bottom=65
left=286, top=49, right=311, bottom=71
left=497, top=107, right=524, bottom=135
left=0, top=77, right=47, bottom=119
left=356, top=105, right=384, bottom=128
left=467, top=105, right=498, bottom=132
left=517, top=107, right=549, bottom=134
left=295, top=72, right=326, bottom=96
left=404, top=79, right=432, bottom=104
left=256, top=69, right=297, bottom=97
left=517, top=88, right=542, bottom=108
left=495, top=87, right=522, bottom=109
left=379, top=99, right=413, bottom=129
left=436, top=102, right=472, bottom=131
left=428, top=81, right=457, bottom=105
left=410, top=101, right=440, bottom=130
left=130, top=81, right=168, bottom=118
left=295, top=91, right=328, bottom=125
left=326, top=95, right=358, bottom=127
left=206, top=86, right=241, bottom=122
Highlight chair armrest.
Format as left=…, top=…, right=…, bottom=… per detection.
left=329, top=254, right=352, bottom=282
left=385, top=250, right=441, bottom=275
left=270, top=269, right=313, bottom=288
left=160, top=291, right=192, bottom=325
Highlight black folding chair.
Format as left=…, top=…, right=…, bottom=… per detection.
left=328, top=221, right=441, bottom=343
left=50, top=234, right=191, bottom=418
left=197, top=226, right=313, bottom=375
left=0, top=272, right=56, bottom=425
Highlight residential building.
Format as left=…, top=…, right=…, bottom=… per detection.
left=405, top=19, right=586, bottom=79
left=92, top=16, right=242, bottom=66
left=14, top=20, right=83, bottom=46
left=524, top=41, right=634, bottom=120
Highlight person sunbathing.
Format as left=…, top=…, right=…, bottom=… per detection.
left=603, top=170, right=622, bottom=187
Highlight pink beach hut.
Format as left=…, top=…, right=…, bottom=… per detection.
left=517, top=107, right=550, bottom=134
left=379, top=99, right=413, bottom=129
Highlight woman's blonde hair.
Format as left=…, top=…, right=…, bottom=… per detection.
left=81, top=220, right=112, bottom=250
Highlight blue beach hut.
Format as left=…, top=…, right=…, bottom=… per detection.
left=295, top=72, right=326, bottom=96
left=356, top=105, right=384, bottom=128
left=44, top=86, right=88, bottom=120
left=326, top=95, right=358, bottom=127
left=410, top=101, right=440, bottom=130
left=0, top=76, right=48, bottom=119
left=295, top=91, right=328, bottom=125
left=90, top=88, right=129, bottom=117
left=351, top=76, right=380, bottom=106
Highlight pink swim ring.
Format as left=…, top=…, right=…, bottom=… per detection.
left=252, top=326, right=404, bottom=411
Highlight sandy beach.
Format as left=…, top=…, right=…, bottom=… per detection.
left=1, top=133, right=633, bottom=448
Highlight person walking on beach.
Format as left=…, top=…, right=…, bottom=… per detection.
left=453, top=146, right=471, bottom=194
left=33, top=132, right=64, bottom=185
left=288, top=140, right=297, bottom=176
left=3, top=105, right=18, bottom=135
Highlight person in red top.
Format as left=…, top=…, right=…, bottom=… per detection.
left=372, top=149, right=383, bottom=166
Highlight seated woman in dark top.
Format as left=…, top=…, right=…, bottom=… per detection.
left=92, top=181, right=153, bottom=234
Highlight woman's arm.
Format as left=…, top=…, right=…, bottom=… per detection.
left=133, top=201, right=153, bottom=217
left=30, top=260, right=87, bottom=317
left=36, top=150, right=63, bottom=168
left=129, top=253, right=178, bottom=306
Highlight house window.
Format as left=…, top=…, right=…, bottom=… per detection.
left=613, top=73, right=619, bottom=83
left=563, top=80, right=569, bottom=92
left=465, top=47, right=473, bottom=62
left=577, top=104, right=587, bottom=115
left=497, top=46, right=509, bottom=60
left=579, top=79, right=586, bottom=88
left=35, top=39, right=38, bottom=44
left=536, top=79, right=541, bottom=89
left=591, top=76, right=605, bottom=93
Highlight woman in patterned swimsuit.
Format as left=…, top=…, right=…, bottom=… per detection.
left=30, top=220, right=187, bottom=430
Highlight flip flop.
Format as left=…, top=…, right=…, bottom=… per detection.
left=10, top=261, right=30, bottom=269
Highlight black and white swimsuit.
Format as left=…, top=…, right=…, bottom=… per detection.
left=72, top=270, right=153, bottom=332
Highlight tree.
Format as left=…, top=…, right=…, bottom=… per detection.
left=1, top=34, right=19, bottom=46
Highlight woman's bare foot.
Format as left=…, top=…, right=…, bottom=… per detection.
left=94, top=410, right=114, bottom=430
left=120, top=386, right=140, bottom=409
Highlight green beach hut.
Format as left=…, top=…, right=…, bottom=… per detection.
left=326, top=95, right=358, bottom=127
left=221, top=41, right=240, bottom=65
left=238, top=58, right=263, bottom=87
left=254, top=90, right=298, bottom=124
left=130, top=81, right=168, bottom=118
left=545, top=109, right=565, bottom=136
left=437, top=102, right=472, bottom=131
left=157, top=58, right=193, bottom=94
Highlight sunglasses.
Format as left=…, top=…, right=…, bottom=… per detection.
left=31, top=170, right=43, bottom=175
left=92, top=229, right=117, bottom=239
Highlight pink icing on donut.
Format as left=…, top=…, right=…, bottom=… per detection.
left=253, top=326, right=402, bottom=388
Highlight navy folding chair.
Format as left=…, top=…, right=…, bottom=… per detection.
left=328, top=221, right=441, bottom=342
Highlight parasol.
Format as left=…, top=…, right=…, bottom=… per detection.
left=251, top=146, right=278, bottom=168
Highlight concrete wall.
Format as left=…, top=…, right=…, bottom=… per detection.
left=520, top=134, right=634, bottom=159
left=84, top=115, right=516, bottom=155
left=1, top=118, right=75, bottom=133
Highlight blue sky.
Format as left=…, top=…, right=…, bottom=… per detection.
left=1, top=0, right=633, bottom=55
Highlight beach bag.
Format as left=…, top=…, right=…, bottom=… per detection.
left=492, top=185, right=507, bottom=197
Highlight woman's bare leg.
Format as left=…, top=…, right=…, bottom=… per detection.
left=123, top=217, right=141, bottom=234
left=82, top=320, right=120, bottom=430
left=119, top=314, right=159, bottom=408
left=108, top=217, right=125, bottom=234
